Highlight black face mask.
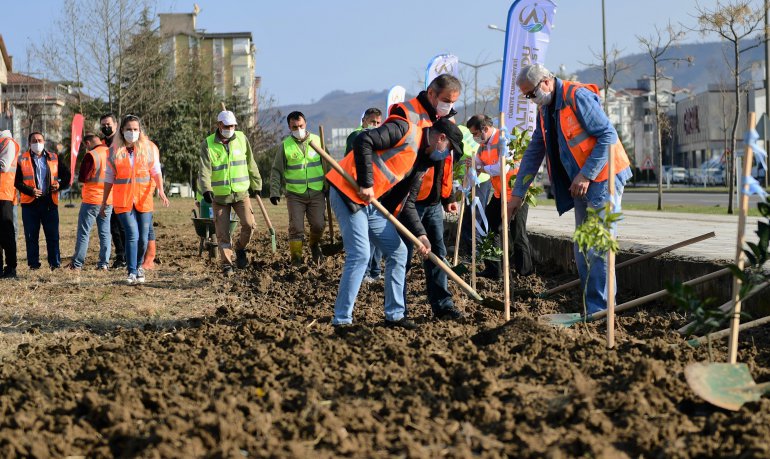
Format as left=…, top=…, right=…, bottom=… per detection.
left=100, top=125, right=114, bottom=137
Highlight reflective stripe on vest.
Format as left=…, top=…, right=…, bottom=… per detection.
left=283, top=133, right=325, bottom=194
left=325, top=98, right=433, bottom=204
left=82, top=145, right=112, bottom=205
left=549, top=80, right=630, bottom=183
left=19, top=151, right=59, bottom=205
left=207, top=131, right=250, bottom=195
left=0, top=138, right=19, bottom=202
left=109, top=141, right=157, bottom=213
left=477, top=130, right=515, bottom=198
left=417, top=156, right=453, bottom=202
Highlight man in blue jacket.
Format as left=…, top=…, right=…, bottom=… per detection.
left=509, top=64, right=632, bottom=314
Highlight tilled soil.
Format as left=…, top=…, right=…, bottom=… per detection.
left=1, top=230, right=770, bottom=458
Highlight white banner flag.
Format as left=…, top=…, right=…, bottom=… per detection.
left=499, top=0, right=557, bottom=133
left=386, top=85, right=406, bottom=115
left=425, top=54, right=459, bottom=89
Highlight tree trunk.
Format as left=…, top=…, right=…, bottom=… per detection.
left=728, top=42, right=741, bottom=215
left=654, top=62, right=663, bottom=211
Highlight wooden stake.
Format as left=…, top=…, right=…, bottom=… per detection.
left=727, top=112, right=756, bottom=364
left=500, top=113, right=511, bottom=321
left=471, top=143, right=477, bottom=290
left=453, top=197, right=465, bottom=266
left=318, top=125, right=335, bottom=243
left=607, top=135, right=616, bottom=349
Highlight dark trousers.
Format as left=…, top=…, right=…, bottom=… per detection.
left=111, top=211, right=126, bottom=262
left=0, top=200, right=16, bottom=270
left=485, top=196, right=533, bottom=276
left=21, top=201, right=60, bottom=268
left=403, top=203, right=454, bottom=312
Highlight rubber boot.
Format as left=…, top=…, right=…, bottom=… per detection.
left=308, top=232, right=323, bottom=263
left=289, top=240, right=303, bottom=265
left=142, top=240, right=156, bottom=270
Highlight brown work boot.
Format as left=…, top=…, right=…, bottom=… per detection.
left=289, top=240, right=303, bottom=265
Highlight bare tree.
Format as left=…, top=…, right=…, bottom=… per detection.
left=638, top=22, right=689, bottom=211
left=580, top=46, right=634, bottom=111
left=695, top=0, right=768, bottom=214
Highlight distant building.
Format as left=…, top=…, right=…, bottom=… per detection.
left=159, top=10, right=259, bottom=126
left=3, top=72, right=78, bottom=149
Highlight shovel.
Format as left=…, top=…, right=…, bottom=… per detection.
left=685, top=362, right=770, bottom=411
left=449, top=198, right=469, bottom=275
left=539, top=232, right=716, bottom=298
left=318, top=126, right=343, bottom=256
left=254, top=195, right=277, bottom=253
left=308, top=140, right=505, bottom=311
left=540, top=268, right=731, bottom=328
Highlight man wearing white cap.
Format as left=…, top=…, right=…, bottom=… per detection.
left=198, top=110, right=262, bottom=275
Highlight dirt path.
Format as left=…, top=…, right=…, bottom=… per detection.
left=1, top=199, right=769, bottom=457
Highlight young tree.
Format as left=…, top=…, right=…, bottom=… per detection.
left=695, top=0, right=769, bottom=214
left=637, top=22, right=689, bottom=211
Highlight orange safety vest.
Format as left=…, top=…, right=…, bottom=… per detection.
left=477, top=129, right=515, bottom=199
left=417, top=155, right=453, bottom=202
left=108, top=141, right=158, bottom=214
left=82, top=145, right=113, bottom=206
left=18, top=150, right=59, bottom=205
left=327, top=97, right=433, bottom=203
left=0, top=137, right=20, bottom=202
left=542, top=80, right=630, bottom=182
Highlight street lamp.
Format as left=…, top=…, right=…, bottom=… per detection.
left=488, top=24, right=507, bottom=33
left=460, top=58, right=504, bottom=114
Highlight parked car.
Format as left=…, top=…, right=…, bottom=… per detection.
left=665, top=167, right=688, bottom=184
left=536, top=167, right=554, bottom=199
left=168, top=183, right=182, bottom=197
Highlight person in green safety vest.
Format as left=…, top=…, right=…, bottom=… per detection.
left=269, top=111, right=326, bottom=264
left=198, top=110, right=262, bottom=276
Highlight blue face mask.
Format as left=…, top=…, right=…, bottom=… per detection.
left=429, top=146, right=450, bottom=162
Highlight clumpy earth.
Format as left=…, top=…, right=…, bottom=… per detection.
left=1, top=225, right=769, bottom=458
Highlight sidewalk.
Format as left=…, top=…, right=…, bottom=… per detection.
left=526, top=205, right=762, bottom=263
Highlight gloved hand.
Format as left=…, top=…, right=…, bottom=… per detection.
left=203, top=191, right=214, bottom=204
left=270, top=196, right=280, bottom=205
left=248, top=189, right=258, bottom=198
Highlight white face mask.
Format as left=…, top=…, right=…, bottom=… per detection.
left=472, top=134, right=483, bottom=144
left=124, top=130, right=140, bottom=143
left=221, top=128, right=234, bottom=139
left=291, top=128, right=306, bottom=139
left=533, top=87, right=553, bottom=106
left=436, top=100, right=454, bottom=117
left=30, top=142, right=45, bottom=154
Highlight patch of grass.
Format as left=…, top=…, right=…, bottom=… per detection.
left=536, top=198, right=763, bottom=217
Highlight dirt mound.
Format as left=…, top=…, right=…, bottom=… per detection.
left=1, top=229, right=770, bottom=457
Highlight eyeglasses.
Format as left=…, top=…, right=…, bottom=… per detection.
left=523, top=80, right=545, bottom=99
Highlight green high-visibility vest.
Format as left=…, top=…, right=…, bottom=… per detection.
left=207, top=131, right=251, bottom=196
left=283, top=134, right=325, bottom=194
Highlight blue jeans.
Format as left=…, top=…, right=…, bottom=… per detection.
left=573, top=175, right=625, bottom=315
left=117, top=208, right=153, bottom=275
left=367, top=244, right=382, bottom=277
left=329, top=188, right=408, bottom=324
left=71, top=203, right=112, bottom=268
left=461, top=180, right=492, bottom=249
left=21, top=201, right=60, bottom=268
left=403, top=203, right=454, bottom=312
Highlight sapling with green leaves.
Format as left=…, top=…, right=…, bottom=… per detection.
left=573, top=202, right=622, bottom=321
left=667, top=196, right=769, bottom=357
left=478, top=232, right=503, bottom=262
left=506, top=128, right=544, bottom=207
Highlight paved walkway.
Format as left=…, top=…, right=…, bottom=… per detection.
left=526, top=205, right=762, bottom=263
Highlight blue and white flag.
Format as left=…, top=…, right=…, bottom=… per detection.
left=499, top=0, right=558, bottom=134
left=425, top=54, right=459, bottom=89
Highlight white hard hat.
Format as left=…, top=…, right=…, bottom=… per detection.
left=217, top=110, right=238, bottom=126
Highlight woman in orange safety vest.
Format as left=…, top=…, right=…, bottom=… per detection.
left=100, top=115, right=169, bottom=285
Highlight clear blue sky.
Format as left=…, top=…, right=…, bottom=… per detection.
left=2, top=0, right=740, bottom=106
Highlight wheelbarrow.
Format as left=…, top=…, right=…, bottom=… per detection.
left=191, top=209, right=239, bottom=260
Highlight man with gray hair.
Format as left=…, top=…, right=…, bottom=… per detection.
left=509, top=63, right=632, bottom=315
